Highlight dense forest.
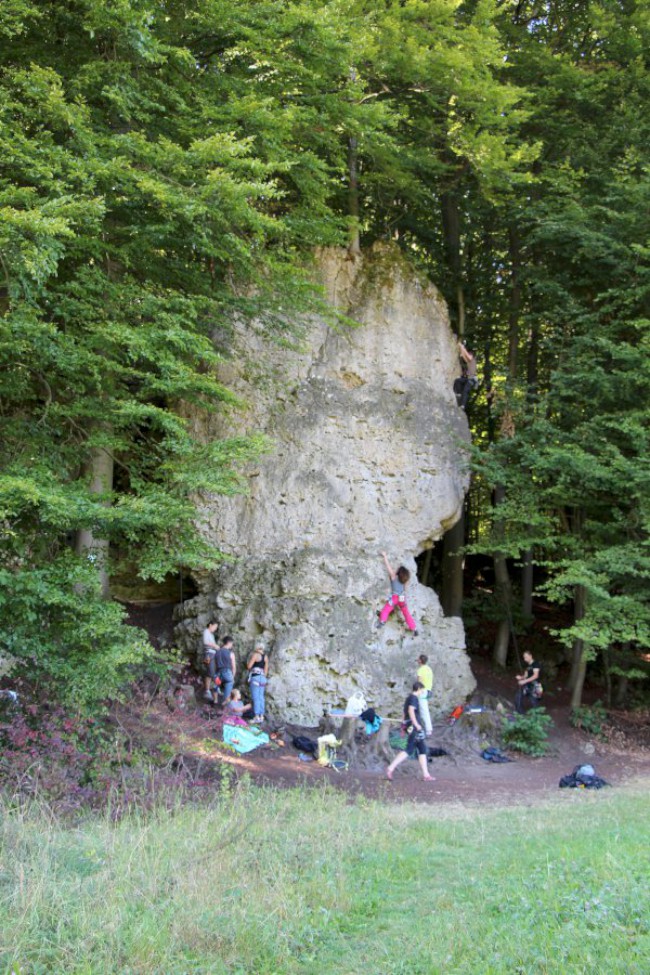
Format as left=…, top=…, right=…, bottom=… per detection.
left=0, top=0, right=648, bottom=709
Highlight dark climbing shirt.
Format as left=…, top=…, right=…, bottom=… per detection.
left=215, top=646, right=233, bottom=670
left=403, top=693, right=420, bottom=728
left=249, top=652, right=266, bottom=677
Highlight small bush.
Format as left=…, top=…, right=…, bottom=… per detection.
left=570, top=700, right=608, bottom=738
left=0, top=703, right=195, bottom=815
left=502, top=707, right=553, bottom=756
left=0, top=552, right=158, bottom=711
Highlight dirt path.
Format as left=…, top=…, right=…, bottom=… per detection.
left=120, top=656, right=650, bottom=806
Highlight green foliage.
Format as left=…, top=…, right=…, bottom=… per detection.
left=2, top=0, right=647, bottom=712
left=570, top=700, right=609, bottom=739
left=457, top=0, right=650, bottom=701
left=0, top=0, right=531, bottom=704
left=502, top=707, right=553, bottom=756
left=0, top=0, right=338, bottom=700
left=0, top=552, right=156, bottom=709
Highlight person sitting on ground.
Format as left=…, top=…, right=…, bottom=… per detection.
left=224, top=689, right=254, bottom=720
left=456, top=341, right=478, bottom=410
left=416, top=653, right=433, bottom=736
left=247, top=643, right=269, bottom=724
left=202, top=620, right=219, bottom=701
left=386, top=682, right=434, bottom=782
left=515, top=650, right=542, bottom=714
left=377, top=552, right=418, bottom=635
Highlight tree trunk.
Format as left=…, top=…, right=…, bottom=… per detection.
left=505, top=230, right=535, bottom=626
left=321, top=714, right=393, bottom=767
left=615, top=674, right=628, bottom=708
left=493, top=619, right=510, bottom=669
left=441, top=510, right=465, bottom=617
left=439, top=188, right=467, bottom=616
left=613, top=642, right=631, bottom=707
left=74, top=440, right=114, bottom=599
left=507, top=226, right=521, bottom=380
left=347, top=136, right=361, bottom=258
left=568, top=583, right=586, bottom=696
left=456, top=283, right=465, bottom=337
left=521, top=548, right=533, bottom=619
left=484, top=331, right=496, bottom=443
left=441, top=191, right=464, bottom=335
left=492, top=487, right=514, bottom=667
left=570, top=646, right=587, bottom=709
left=603, top=648, right=612, bottom=707
left=527, top=316, right=540, bottom=402
left=492, top=481, right=515, bottom=668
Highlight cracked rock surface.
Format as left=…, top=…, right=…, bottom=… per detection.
left=176, top=245, right=476, bottom=724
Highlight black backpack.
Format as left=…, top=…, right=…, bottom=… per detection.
left=292, top=735, right=318, bottom=754
left=559, top=765, right=609, bottom=789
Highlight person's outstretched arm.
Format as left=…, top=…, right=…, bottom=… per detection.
left=381, top=551, right=396, bottom=580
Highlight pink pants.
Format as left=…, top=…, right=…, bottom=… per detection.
left=379, top=593, right=417, bottom=631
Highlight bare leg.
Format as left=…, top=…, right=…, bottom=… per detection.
left=419, top=753, right=434, bottom=781
left=386, top=750, right=408, bottom=780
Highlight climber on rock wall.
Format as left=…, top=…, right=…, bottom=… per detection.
left=377, top=551, right=418, bottom=635
left=455, top=341, right=478, bottom=410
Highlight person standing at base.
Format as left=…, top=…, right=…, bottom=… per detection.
left=386, top=682, right=434, bottom=782
left=515, top=650, right=542, bottom=714
left=247, top=643, right=269, bottom=724
left=416, top=654, right=433, bottom=736
left=215, top=636, right=237, bottom=704
left=202, top=620, right=219, bottom=701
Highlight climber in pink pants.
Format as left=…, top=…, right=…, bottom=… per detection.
left=377, top=552, right=418, bottom=635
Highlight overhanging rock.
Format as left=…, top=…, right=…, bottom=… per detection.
left=176, top=245, right=476, bottom=723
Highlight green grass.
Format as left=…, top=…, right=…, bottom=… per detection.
left=1, top=779, right=649, bottom=975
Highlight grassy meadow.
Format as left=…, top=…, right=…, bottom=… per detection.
left=1, top=778, right=649, bottom=975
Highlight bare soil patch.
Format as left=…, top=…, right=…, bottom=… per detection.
left=115, top=653, right=650, bottom=806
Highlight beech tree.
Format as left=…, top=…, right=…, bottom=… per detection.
left=461, top=0, right=650, bottom=703
left=0, top=0, right=341, bottom=702
left=2, top=0, right=646, bottom=711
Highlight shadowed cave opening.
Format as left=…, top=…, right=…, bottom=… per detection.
left=415, top=542, right=444, bottom=593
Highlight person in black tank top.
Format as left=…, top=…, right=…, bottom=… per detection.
left=515, top=651, right=542, bottom=713
left=247, top=643, right=269, bottom=723
left=386, top=682, right=434, bottom=783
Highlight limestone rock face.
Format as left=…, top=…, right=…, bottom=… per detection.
left=176, top=246, right=476, bottom=724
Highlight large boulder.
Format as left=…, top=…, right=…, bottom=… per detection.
left=176, top=245, right=476, bottom=724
